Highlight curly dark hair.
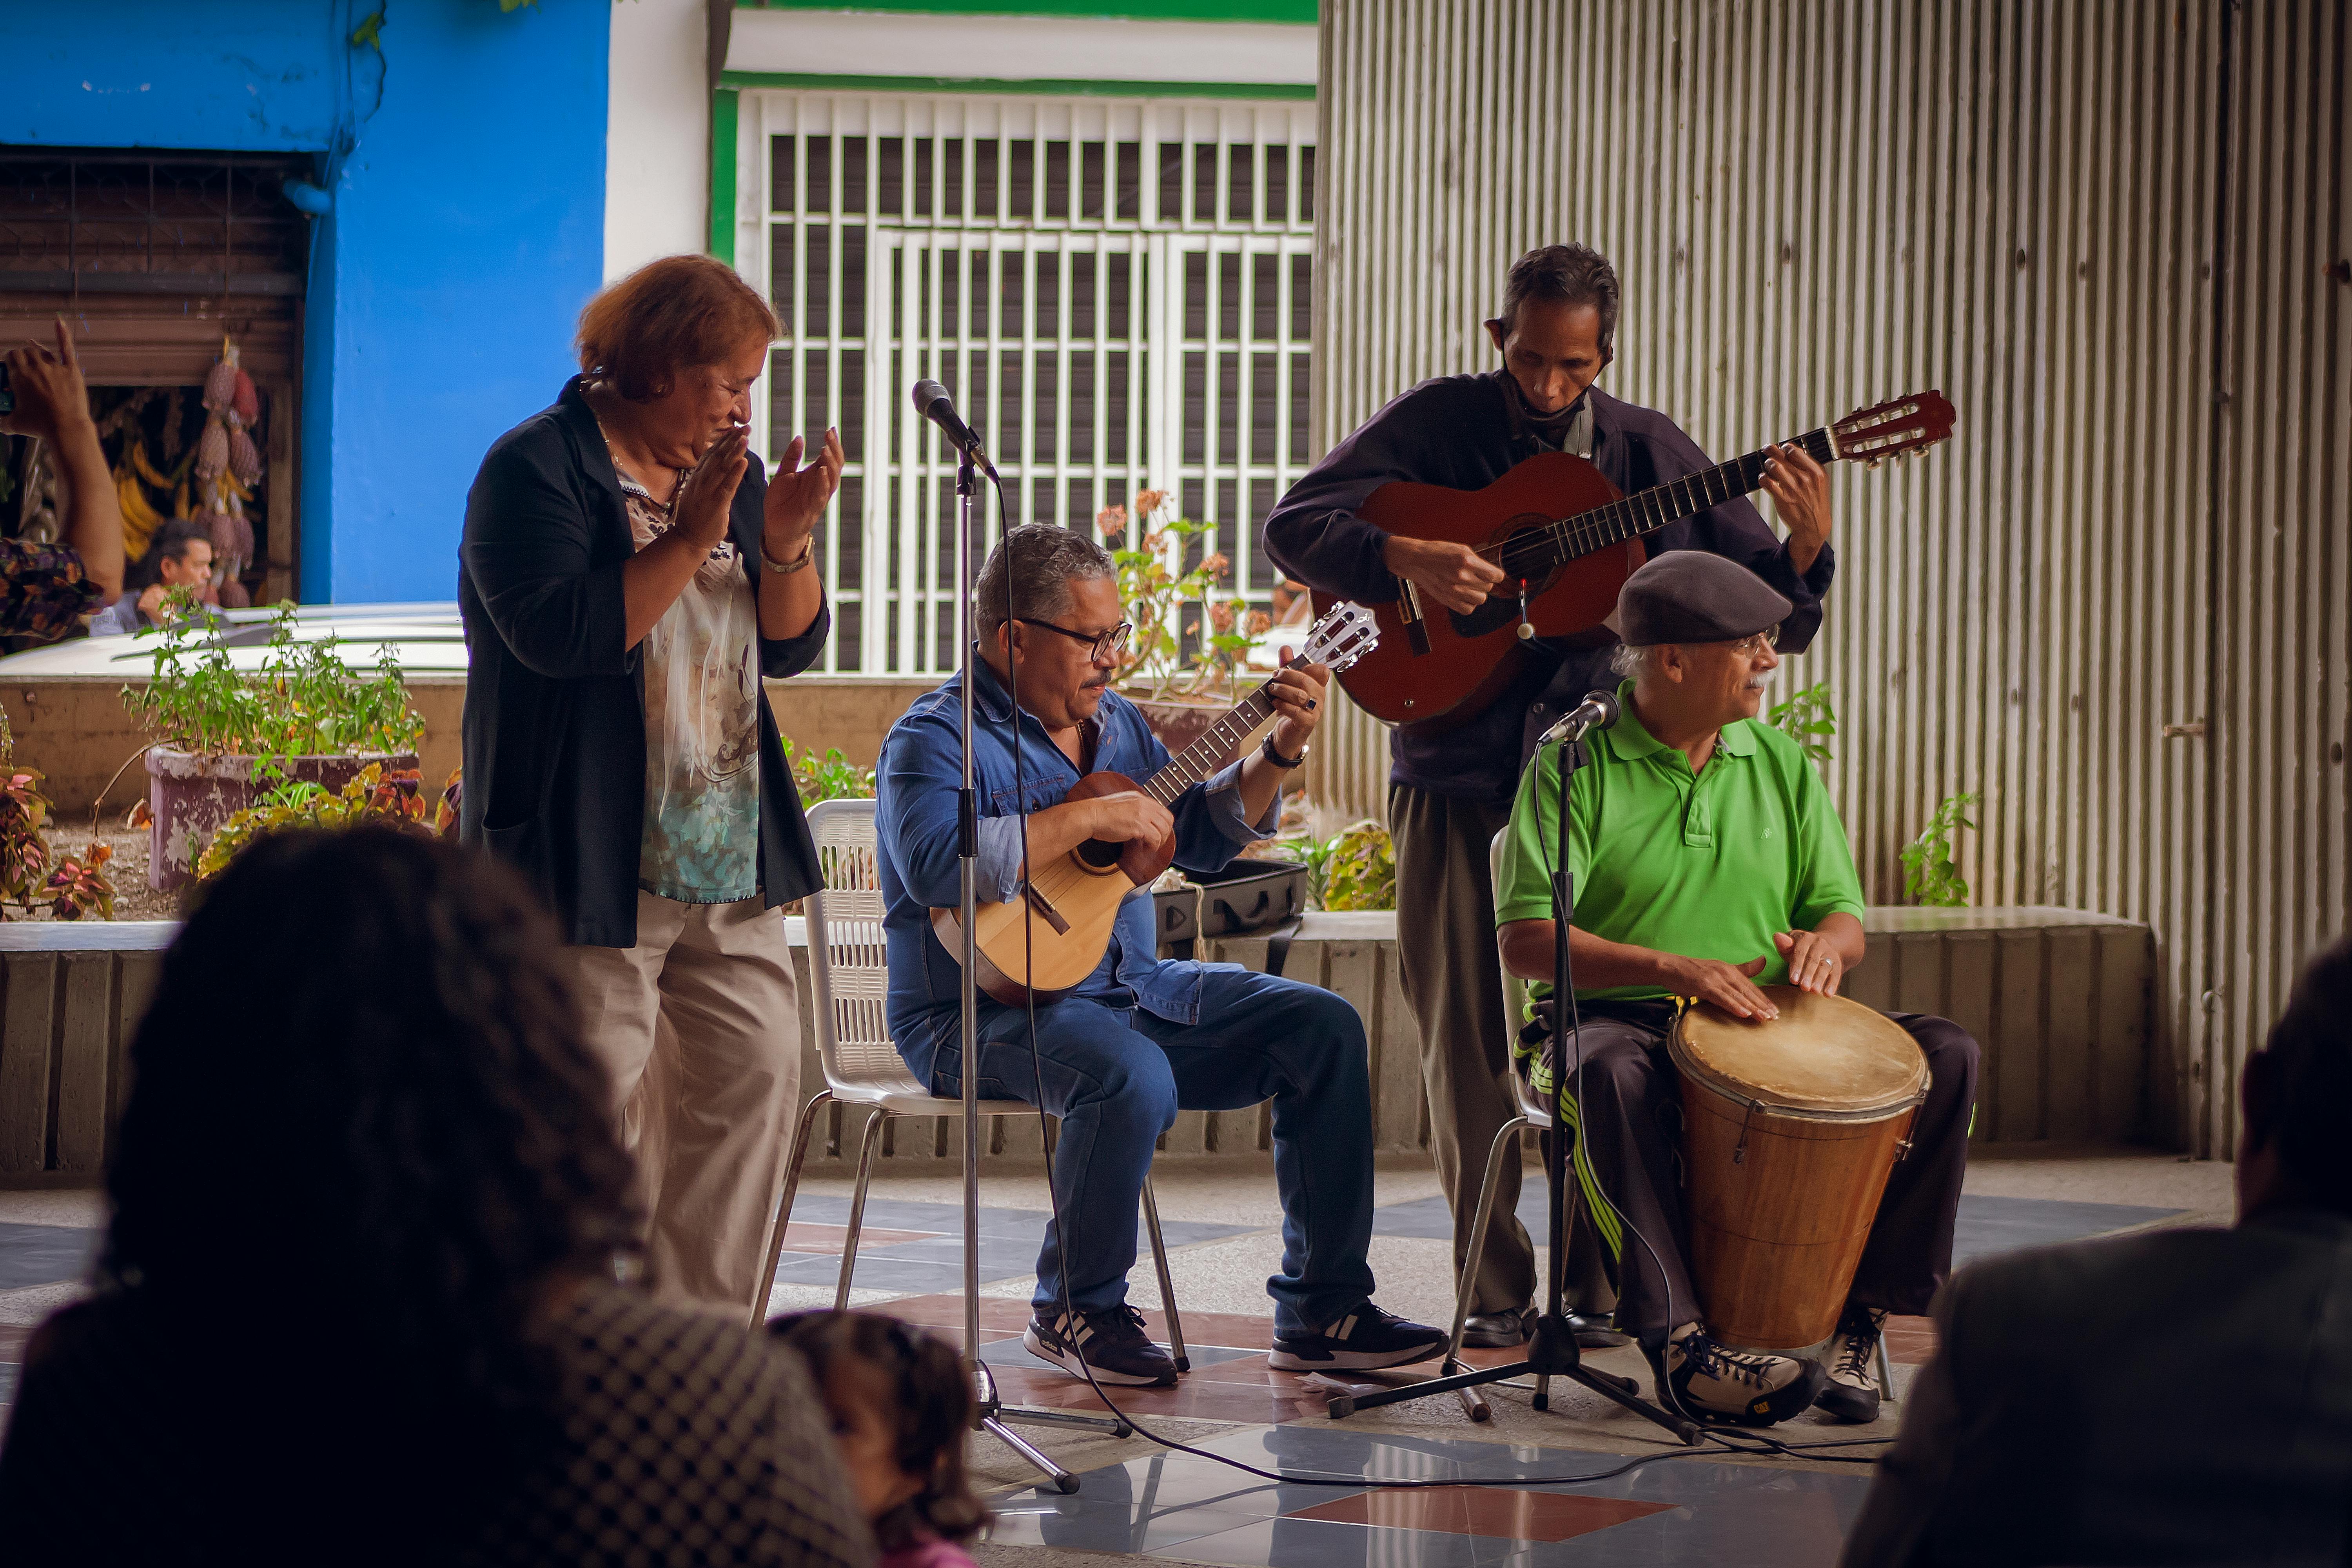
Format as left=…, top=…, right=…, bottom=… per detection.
left=771, top=1310, right=991, bottom=1550
left=100, top=828, right=641, bottom=1534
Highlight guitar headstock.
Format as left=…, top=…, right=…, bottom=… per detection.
left=1830, top=390, right=1956, bottom=468
left=1297, top=601, right=1381, bottom=673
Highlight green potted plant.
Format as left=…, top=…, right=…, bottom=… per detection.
left=1098, top=490, right=1271, bottom=754
left=125, top=596, right=426, bottom=891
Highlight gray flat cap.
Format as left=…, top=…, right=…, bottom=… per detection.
left=1605, top=551, right=1793, bottom=646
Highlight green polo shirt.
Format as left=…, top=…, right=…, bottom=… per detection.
left=1495, top=681, right=1867, bottom=1002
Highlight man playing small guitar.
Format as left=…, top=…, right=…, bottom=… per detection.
left=1264, top=243, right=1840, bottom=1352
left=874, top=524, right=1449, bottom=1387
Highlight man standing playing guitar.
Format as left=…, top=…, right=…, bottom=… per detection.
left=1263, top=243, right=1839, bottom=1350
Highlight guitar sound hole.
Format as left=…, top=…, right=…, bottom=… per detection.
left=1077, top=837, right=1122, bottom=869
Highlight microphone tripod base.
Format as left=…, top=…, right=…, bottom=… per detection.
left=1325, top=1313, right=1702, bottom=1446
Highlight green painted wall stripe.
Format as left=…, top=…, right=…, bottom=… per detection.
left=735, top=0, right=1315, bottom=22
left=709, top=88, right=740, bottom=264
left=719, top=70, right=1312, bottom=99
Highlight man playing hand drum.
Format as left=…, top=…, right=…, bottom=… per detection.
left=1494, top=551, right=1979, bottom=1427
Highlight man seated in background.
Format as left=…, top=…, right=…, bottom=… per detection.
left=873, top=524, right=1447, bottom=1388
left=1839, top=940, right=2352, bottom=1567
left=91, top=519, right=215, bottom=637
left=0, top=319, right=125, bottom=637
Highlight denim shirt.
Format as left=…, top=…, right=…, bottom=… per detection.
left=875, top=655, right=1278, bottom=1078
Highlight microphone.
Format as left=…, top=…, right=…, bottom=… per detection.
left=1534, top=688, right=1620, bottom=750
left=909, top=379, right=998, bottom=478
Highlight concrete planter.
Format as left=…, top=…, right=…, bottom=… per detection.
left=143, top=747, right=420, bottom=892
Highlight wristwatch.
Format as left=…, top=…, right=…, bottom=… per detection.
left=1261, top=733, right=1309, bottom=770
left=761, top=537, right=816, bottom=574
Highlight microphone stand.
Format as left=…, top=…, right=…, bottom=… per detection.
left=950, top=443, right=1128, bottom=1494
left=1327, top=727, right=1697, bottom=1445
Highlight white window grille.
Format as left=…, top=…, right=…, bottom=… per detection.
left=737, top=93, right=1316, bottom=675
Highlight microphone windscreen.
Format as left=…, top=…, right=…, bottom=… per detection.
left=911, top=379, right=951, bottom=416
left=1584, top=688, right=1621, bottom=728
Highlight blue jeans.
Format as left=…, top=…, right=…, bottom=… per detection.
left=924, top=966, right=1377, bottom=1337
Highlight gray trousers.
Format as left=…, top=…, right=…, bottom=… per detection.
left=1391, top=782, right=1559, bottom=1316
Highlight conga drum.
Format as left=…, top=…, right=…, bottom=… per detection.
left=1668, top=987, right=1929, bottom=1351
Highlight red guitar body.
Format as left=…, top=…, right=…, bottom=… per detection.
left=1309, top=451, right=1641, bottom=727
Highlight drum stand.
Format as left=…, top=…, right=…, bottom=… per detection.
left=1329, top=732, right=1700, bottom=1446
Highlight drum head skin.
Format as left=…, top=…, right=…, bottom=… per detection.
left=1672, top=987, right=1927, bottom=1117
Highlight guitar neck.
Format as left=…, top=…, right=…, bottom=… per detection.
left=1141, top=683, right=1280, bottom=803
left=1548, top=426, right=1836, bottom=567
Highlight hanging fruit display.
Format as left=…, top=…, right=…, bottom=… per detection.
left=106, top=338, right=266, bottom=607
left=192, top=338, right=258, bottom=606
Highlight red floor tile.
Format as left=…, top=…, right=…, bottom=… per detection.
left=777, top=1222, right=934, bottom=1253
left=1885, top=1315, right=1936, bottom=1365
left=1291, top=1487, right=1674, bottom=1542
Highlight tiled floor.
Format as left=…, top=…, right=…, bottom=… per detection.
left=0, top=1156, right=2219, bottom=1564
left=982, top=1424, right=1875, bottom=1566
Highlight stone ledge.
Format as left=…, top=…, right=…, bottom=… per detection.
left=0, top=906, right=2161, bottom=1183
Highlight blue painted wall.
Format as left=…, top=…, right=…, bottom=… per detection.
left=2, top=1, right=611, bottom=603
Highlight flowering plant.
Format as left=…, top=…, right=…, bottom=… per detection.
left=195, top=762, right=438, bottom=880
left=1096, top=490, right=1270, bottom=700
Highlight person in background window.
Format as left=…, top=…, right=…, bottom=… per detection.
left=90, top=519, right=216, bottom=637
left=460, top=254, right=842, bottom=1317
left=0, top=319, right=125, bottom=637
left=0, top=829, right=874, bottom=1568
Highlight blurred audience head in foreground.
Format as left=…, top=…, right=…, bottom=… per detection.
left=771, top=1310, right=989, bottom=1568
left=0, top=829, right=873, bottom=1568
left=1839, top=937, right=2352, bottom=1568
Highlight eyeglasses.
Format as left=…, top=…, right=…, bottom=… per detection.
left=1725, top=625, right=1782, bottom=658
left=1015, top=617, right=1133, bottom=663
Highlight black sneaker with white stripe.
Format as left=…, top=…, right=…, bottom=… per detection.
left=1023, top=1305, right=1178, bottom=1387
left=1267, top=1303, right=1449, bottom=1372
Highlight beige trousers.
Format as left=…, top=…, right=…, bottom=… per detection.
left=565, top=892, right=800, bottom=1315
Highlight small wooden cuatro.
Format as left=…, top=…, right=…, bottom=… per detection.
left=931, top=601, right=1378, bottom=1007
left=1669, top=986, right=1931, bottom=1351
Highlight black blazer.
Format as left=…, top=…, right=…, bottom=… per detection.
left=458, top=377, right=830, bottom=947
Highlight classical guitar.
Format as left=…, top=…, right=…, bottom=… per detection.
left=1311, top=390, right=1957, bottom=726
left=932, top=601, right=1379, bottom=1007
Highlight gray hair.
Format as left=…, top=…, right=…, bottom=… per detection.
left=978, top=523, right=1115, bottom=638
left=1609, top=641, right=1662, bottom=681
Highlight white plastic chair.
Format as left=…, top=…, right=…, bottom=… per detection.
left=749, top=797, right=1189, bottom=1376
left=1446, top=831, right=1893, bottom=1407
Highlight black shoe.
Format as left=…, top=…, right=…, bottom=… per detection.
left=1269, top=1303, right=1450, bottom=1372
left=1563, top=1308, right=1633, bottom=1349
left=1459, top=1307, right=1533, bottom=1348
left=1647, top=1323, right=1827, bottom=1428
left=1022, top=1305, right=1178, bottom=1387
left=1814, top=1305, right=1887, bottom=1424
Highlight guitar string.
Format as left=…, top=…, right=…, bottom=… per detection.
left=1467, top=427, right=1837, bottom=585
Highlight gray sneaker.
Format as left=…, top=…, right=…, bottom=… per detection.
left=1813, top=1305, right=1887, bottom=1424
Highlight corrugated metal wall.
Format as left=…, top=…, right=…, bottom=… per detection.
left=1309, top=0, right=2348, bottom=1153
